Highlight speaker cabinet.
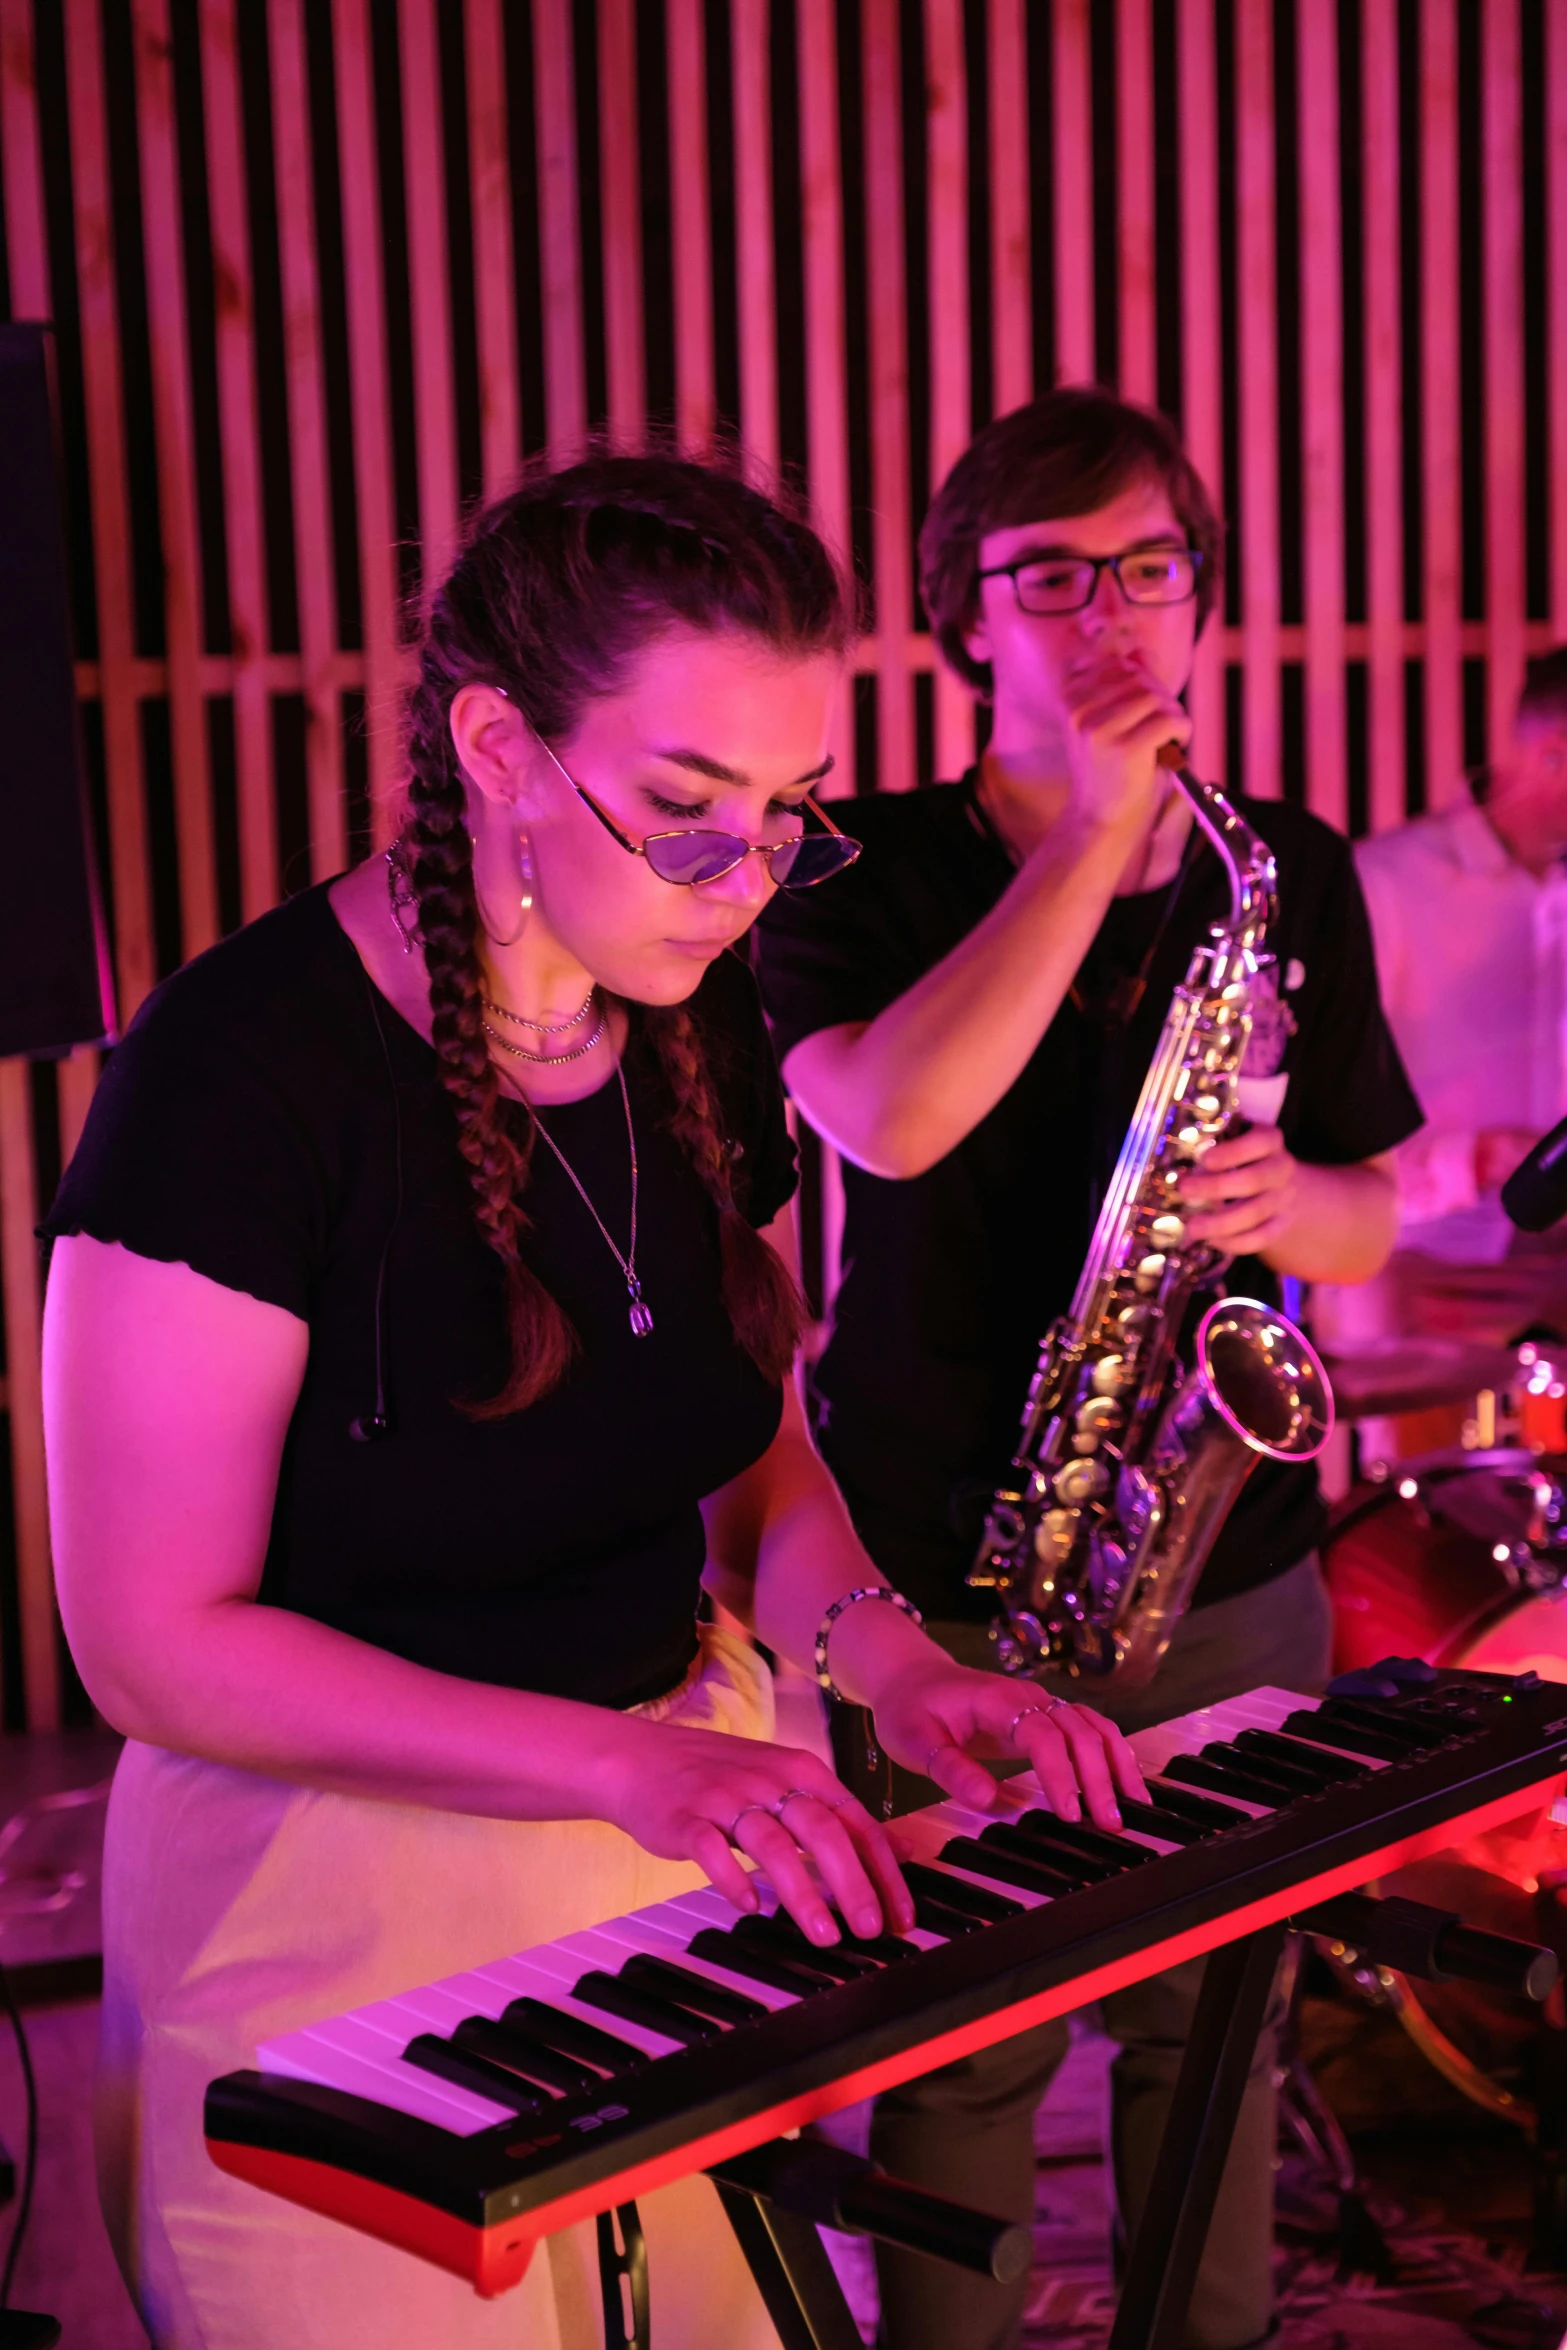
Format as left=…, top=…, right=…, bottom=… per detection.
left=0, top=324, right=114, bottom=1058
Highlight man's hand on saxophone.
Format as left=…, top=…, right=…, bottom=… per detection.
left=1180, top=1125, right=1399, bottom=1284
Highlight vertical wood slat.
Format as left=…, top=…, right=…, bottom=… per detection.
left=199, top=0, right=277, bottom=921
left=0, top=1064, right=59, bottom=1731
left=731, top=0, right=778, bottom=476
left=533, top=0, right=586, bottom=457
left=1483, top=0, right=1525, bottom=763
left=1235, top=0, right=1280, bottom=797
left=1297, top=0, right=1346, bottom=832
left=399, top=0, right=461, bottom=591
left=666, top=0, right=715, bottom=453
left=1, top=0, right=50, bottom=316
left=64, top=0, right=158, bottom=1019
left=925, top=0, right=971, bottom=781
left=268, top=0, right=347, bottom=879
left=465, top=0, right=521, bottom=493
left=333, top=0, right=402, bottom=841
left=598, top=0, right=645, bottom=442
left=862, top=0, right=913, bottom=793
left=1052, top=0, right=1094, bottom=384
left=1116, top=0, right=1156, bottom=405
left=1551, top=0, right=1567, bottom=641
left=1422, top=0, right=1464, bottom=808
left=133, top=0, right=220, bottom=959
left=1362, top=0, right=1404, bottom=834
left=1178, top=0, right=1225, bottom=785
left=987, top=0, right=1031, bottom=415
left=796, top=0, right=854, bottom=802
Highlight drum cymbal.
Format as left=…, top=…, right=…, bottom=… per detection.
left=1317, top=1336, right=1523, bottom=1421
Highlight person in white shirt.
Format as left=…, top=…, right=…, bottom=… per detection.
left=1334, top=649, right=1567, bottom=1357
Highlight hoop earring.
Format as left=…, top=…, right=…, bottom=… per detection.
left=472, top=825, right=533, bottom=949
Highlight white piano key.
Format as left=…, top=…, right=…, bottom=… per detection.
left=588, top=1916, right=804, bottom=2008
left=268, top=2015, right=518, bottom=2132
left=470, top=1951, right=685, bottom=2059
left=259, top=2036, right=507, bottom=2135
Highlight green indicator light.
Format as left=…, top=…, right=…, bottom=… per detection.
left=1504, top=1694, right=1514, bottom=1703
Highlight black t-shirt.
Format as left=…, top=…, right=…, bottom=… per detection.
left=755, top=773, right=1423, bottom=1623
left=45, top=886, right=798, bottom=1709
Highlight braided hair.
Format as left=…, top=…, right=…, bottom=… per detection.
left=398, top=453, right=850, bottom=1415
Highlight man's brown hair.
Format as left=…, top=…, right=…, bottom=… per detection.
left=918, top=385, right=1225, bottom=697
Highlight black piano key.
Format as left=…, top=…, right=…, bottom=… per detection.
left=763, top=1913, right=923, bottom=1968
left=451, top=2015, right=598, bottom=2094
left=499, top=1995, right=648, bottom=2074
left=1010, top=1812, right=1155, bottom=1870
left=402, top=2032, right=552, bottom=2115
left=940, top=1836, right=1077, bottom=1897
left=572, top=1969, right=723, bottom=2047
left=1163, top=1754, right=1291, bottom=1806
left=1137, top=1780, right=1242, bottom=1832
left=686, top=1927, right=831, bottom=1997
left=1318, top=1697, right=1446, bottom=1749
left=618, top=1953, right=768, bottom=2026
left=897, top=1860, right=1022, bottom=1923
left=977, top=1822, right=1102, bottom=1886
left=1232, top=1728, right=1369, bottom=1785
left=1280, top=1708, right=1411, bottom=1764
left=1199, top=1739, right=1324, bottom=1796
left=1113, top=1797, right=1215, bottom=1846
left=732, top=1915, right=881, bottom=1981
left=906, top=1885, right=983, bottom=1936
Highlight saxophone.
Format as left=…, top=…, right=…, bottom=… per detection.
left=969, top=762, right=1334, bottom=1688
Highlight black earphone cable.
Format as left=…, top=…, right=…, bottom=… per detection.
left=351, top=972, right=405, bottom=1442
left=0, top=1961, right=37, bottom=2309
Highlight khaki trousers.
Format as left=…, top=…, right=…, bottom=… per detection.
left=96, top=1625, right=785, bottom=2350
left=866, top=1554, right=1334, bottom=2350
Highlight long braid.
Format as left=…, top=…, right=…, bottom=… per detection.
left=402, top=664, right=579, bottom=1414
left=644, top=1003, right=806, bottom=1382
left=392, top=448, right=848, bottom=1413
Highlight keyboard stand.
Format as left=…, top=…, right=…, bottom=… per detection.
left=711, top=2166, right=865, bottom=2350
left=1109, top=1921, right=1290, bottom=2350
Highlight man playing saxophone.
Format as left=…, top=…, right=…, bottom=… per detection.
left=754, top=386, right=1421, bottom=2350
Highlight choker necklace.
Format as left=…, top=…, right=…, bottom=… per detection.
left=525, top=1058, right=653, bottom=1337
left=483, top=989, right=596, bottom=1037
left=484, top=1008, right=607, bottom=1066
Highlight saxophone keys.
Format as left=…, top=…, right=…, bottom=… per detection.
left=1150, top=1213, right=1185, bottom=1249
left=1134, top=1252, right=1167, bottom=1293
left=1074, top=1396, right=1123, bottom=1444
left=1033, top=1507, right=1077, bottom=1564
left=1089, top=1353, right=1127, bottom=1395
left=1055, top=1455, right=1110, bottom=1504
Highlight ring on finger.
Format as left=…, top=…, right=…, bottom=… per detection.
left=1008, top=1696, right=1065, bottom=1742
left=772, top=1787, right=820, bottom=1817
left=727, top=1803, right=775, bottom=1841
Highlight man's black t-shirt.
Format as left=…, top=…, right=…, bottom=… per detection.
left=756, top=773, right=1423, bottom=1624
left=45, top=886, right=797, bottom=1708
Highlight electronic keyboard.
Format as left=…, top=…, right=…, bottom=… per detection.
left=205, top=1672, right=1567, bottom=2297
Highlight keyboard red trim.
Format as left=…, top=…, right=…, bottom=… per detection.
left=205, top=2139, right=539, bottom=2296
left=209, top=1771, right=1564, bottom=2293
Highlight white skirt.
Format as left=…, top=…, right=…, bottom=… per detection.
left=97, top=1625, right=786, bottom=2350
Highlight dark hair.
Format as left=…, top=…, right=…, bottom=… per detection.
left=918, top=386, right=1225, bottom=696
left=399, top=452, right=848, bottom=1415
left=1518, top=648, right=1567, bottom=730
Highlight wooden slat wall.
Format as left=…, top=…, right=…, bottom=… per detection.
left=0, top=1, right=1562, bottom=1725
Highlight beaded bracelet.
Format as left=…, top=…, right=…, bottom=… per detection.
left=814, top=1585, right=925, bottom=1701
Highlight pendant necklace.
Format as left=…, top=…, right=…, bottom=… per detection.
left=524, top=1058, right=654, bottom=1337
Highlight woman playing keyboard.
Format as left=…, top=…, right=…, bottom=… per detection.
left=41, top=454, right=1140, bottom=2350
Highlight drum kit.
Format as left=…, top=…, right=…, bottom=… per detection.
left=1311, top=1326, right=1567, bottom=2215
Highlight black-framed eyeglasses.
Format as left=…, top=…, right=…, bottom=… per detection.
left=977, top=546, right=1203, bottom=616
left=534, top=730, right=862, bottom=891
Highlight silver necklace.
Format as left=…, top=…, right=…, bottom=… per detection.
left=483, top=989, right=596, bottom=1036
left=525, top=1059, right=653, bottom=1337
left=484, top=1009, right=608, bottom=1066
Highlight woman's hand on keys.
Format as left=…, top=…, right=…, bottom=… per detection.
left=599, top=1721, right=915, bottom=1949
